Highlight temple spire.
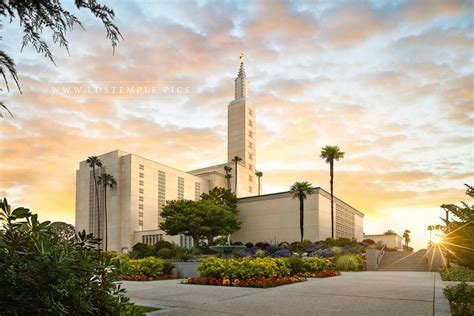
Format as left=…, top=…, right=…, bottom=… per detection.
left=234, top=53, right=248, bottom=100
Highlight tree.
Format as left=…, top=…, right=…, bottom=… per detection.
left=290, top=181, right=314, bottom=242
left=255, top=171, right=263, bottom=196
left=224, top=165, right=233, bottom=190
left=86, top=156, right=102, bottom=244
left=49, top=221, right=75, bottom=240
left=427, top=225, right=434, bottom=240
left=440, top=184, right=474, bottom=269
left=200, top=187, right=237, bottom=212
left=403, top=229, right=411, bottom=247
left=0, top=0, right=122, bottom=117
left=98, top=172, right=116, bottom=252
left=231, top=156, right=242, bottom=195
left=320, top=145, right=345, bottom=239
left=159, top=199, right=241, bottom=248
left=384, top=229, right=397, bottom=235
left=0, top=198, right=131, bottom=314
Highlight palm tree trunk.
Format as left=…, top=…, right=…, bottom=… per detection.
left=227, top=176, right=231, bottom=190
left=234, top=161, right=238, bottom=195
left=299, top=196, right=304, bottom=242
left=104, top=185, right=108, bottom=252
left=258, top=177, right=261, bottom=195
left=92, top=167, right=101, bottom=244
left=330, top=160, right=334, bottom=239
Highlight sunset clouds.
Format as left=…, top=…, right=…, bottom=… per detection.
left=1, top=0, right=472, bottom=248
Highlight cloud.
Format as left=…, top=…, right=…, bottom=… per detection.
left=1, top=0, right=471, bottom=252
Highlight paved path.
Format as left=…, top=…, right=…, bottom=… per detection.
left=122, top=272, right=445, bottom=315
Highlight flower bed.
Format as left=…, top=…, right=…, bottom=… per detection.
left=120, top=274, right=177, bottom=281
left=189, top=256, right=338, bottom=287
left=111, top=256, right=175, bottom=281
left=299, top=270, right=340, bottom=278
left=184, top=276, right=306, bottom=288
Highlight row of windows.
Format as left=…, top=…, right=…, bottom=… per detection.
left=194, top=182, right=201, bottom=200
left=177, top=177, right=184, bottom=200
left=157, top=171, right=166, bottom=227
left=142, top=234, right=163, bottom=245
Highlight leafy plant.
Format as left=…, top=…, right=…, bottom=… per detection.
left=440, top=184, right=474, bottom=269
left=440, top=267, right=474, bottom=282
left=335, top=254, right=365, bottom=271
left=128, top=257, right=165, bottom=277
left=444, top=282, right=474, bottom=316
left=0, top=198, right=131, bottom=314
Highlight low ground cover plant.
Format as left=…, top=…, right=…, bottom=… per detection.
left=184, top=276, right=306, bottom=288
left=444, top=282, right=474, bottom=316
left=188, top=256, right=338, bottom=287
left=440, top=266, right=474, bottom=282
left=239, top=238, right=368, bottom=259
left=335, top=254, right=365, bottom=271
left=111, top=256, right=176, bottom=281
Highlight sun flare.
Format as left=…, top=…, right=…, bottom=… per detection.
left=432, top=235, right=442, bottom=244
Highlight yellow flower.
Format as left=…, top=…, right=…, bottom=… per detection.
left=223, top=278, right=230, bottom=285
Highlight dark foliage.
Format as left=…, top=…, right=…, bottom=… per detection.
left=0, top=198, right=131, bottom=315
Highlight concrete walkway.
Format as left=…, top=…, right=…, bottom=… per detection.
left=122, top=272, right=446, bottom=315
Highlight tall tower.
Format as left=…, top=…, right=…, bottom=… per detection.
left=228, top=54, right=257, bottom=196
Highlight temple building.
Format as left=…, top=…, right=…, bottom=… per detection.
left=75, top=57, right=364, bottom=252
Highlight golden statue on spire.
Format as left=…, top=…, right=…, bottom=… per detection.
left=240, top=53, right=244, bottom=63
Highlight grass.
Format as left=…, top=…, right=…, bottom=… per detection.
left=123, top=304, right=160, bottom=315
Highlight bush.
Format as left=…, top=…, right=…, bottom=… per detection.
left=162, top=260, right=175, bottom=275
left=255, top=242, right=270, bottom=250
left=310, top=248, right=335, bottom=258
left=158, top=248, right=173, bottom=259
left=440, top=267, right=474, bottom=282
left=362, top=239, right=375, bottom=245
left=128, top=257, right=165, bottom=277
left=335, top=254, right=365, bottom=271
left=198, top=257, right=292, bottom=279
left=131, top=242, right=155, bottom=258
left=154, top=240, right=173, bottom=251
left=0, top=198, right=131, bottom=315
left=444, top=282, right=474, bottom=316
left=245, top=242, right=254, bottom=248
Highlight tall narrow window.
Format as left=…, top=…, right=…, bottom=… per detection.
left=178, top=177, right=185, bottom=200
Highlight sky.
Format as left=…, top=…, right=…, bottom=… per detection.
left=0, top=0, right=473, bottom=249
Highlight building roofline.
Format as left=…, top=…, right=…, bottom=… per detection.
left=364, top=233, right=402, bottom=238
left=238, top=187, right=364, bottom=216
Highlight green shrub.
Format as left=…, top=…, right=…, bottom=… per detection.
left=302, top=257, right=331, bottom=272
left=198, top=257, right=292, bottom=279
left=335, top=254, right=365, bottom=271
left=0, top=198, right=130, bottom=315
left=444, top=282, right=474, bottom=316
left=131, top=242, right=155, bottom=258
left=128, top=257, right=164, bottom=277
left=162, top=260, right=175, bottom=275
left=154, top=240, right=173, bottom=251
left=288, top=255, right=305, bottom=274
left=440, top=266, right=474, bottom=282
left=158, top=248, right=173, bottom=259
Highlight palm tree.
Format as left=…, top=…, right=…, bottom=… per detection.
left=434, top=224, right=443, bottom=232
left=427, top=225, right=434, bottom=240
left=320, top=145, right=345, bottom=239
left=98, top=172, right=116, bottom=252
left=86, top=156, right=103, bottom=242
left=231, top=156, right=242, bottom=195
left=290, top=181, right=314, bottom=242
left=255, top=171, right=263, bottom=195
left=224, top=165, right=232, bottom=190
left=403, top=229, right=411, bottom=248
